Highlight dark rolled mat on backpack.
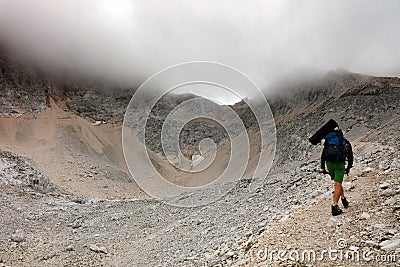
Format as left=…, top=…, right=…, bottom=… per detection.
left=308, top=119, right=339, bottom=145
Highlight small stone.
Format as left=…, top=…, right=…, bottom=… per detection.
left=378, top=164, right=390, bottom=171
left=327, top=218, right=338, bottom=227
left=382, top=189, right=394, bottom=197
left=11, top=230, right=25, bottom=243
left=379, top=239, right=400, bottom=251
left=373, top=224, right=385, bottom=229
left=89, top=244, right=107, bottom=254
left=244, top=231, right=252, bottom=238
left=42, top=252, right=57, bottom=260
left=212, top=258, right=224, bottom=266
left=379, top=182, right=390, bottom=190
left=66, top=245, right=74, bottom=251
left=385, top=229, right=397, bottom=235
left=360, top=212, right=370, bottom=220
left=257, top=221, right=267, bottom=228
left=97, top=246, right=107, bottom=254
left=365, top=241, right=378, bottom=248
left=383, top=197, right=397, bottom=206
left=226, top=251, right=235, bottom=258
left=362, top=167, right=373, bottom=174
left=279, top=214, right=289, bottom=222
left=360, top=231, right=369, bottom=236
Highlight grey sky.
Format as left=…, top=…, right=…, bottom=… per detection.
left=0, top=0, right=399, bottom=102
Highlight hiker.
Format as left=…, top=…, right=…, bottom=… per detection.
left=321, top=128, right=353, bottom=216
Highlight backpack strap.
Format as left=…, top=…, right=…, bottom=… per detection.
left=337, top=130, right=344, bottom=145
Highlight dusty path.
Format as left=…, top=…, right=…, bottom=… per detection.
left=234, top=143, right=400, bottom=266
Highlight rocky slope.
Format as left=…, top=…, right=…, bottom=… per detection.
left=0, top=55, right=399, bottom=266
left=0, top=52, right=131, bottom=121
left=233, top=143, right=400, bottom=266
left=0, top=55, right=47, bottom=114
left=1, top=136, right=399, bottom=266
left=269, top=72, right=400, bottom=171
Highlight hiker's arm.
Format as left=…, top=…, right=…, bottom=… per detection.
left=321, top=146, right=326, bottom=170
left=347, top=142, right=354, bottom=169
left=344, top=142, right=353, bottom=175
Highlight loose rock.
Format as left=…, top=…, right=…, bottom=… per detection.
left=364, top=240, right=378, bottom=248
left=89, top=244, right=107, bottom=254
left=327, top=218, right=338, bottom=227
left=383, top=197, right=397, bottom=206
left=382, top=189, right=395, bottom=197
left=379, top=239, right=400, bottom=251
left=360, top=212, right=370, bottom=220
left=10, top=230, right=25, bottom=243
left=379, top=182, right=390, bottom=190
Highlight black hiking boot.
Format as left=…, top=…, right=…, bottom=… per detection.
left=341, top=197, right=349, bottom=208
left=332, top=205, right=343, bottom=216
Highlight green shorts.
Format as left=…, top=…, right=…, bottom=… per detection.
left=326, top=161, right=345, bottom=183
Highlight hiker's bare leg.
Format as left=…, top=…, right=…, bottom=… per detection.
left=333, top=181, right=343, bottom=203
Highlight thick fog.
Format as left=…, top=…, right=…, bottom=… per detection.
left=0, top=0, right=399, bottom=100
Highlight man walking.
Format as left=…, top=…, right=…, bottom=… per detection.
left=321, top=128, right=353, bottom=216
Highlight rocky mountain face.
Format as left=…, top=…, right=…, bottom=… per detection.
left=0, top=53, right=131, bottom=122
left=0, top=54, right=259, bottom=158
left=137, top=94, right=258, bottom=158
left=269, top=72, right=400, bottom=170
left=127, top=70, right=400, bottom=175
left=0, top=55, right=47, bottom=114
left=0, top=55, right=399, bottom=266
left=63, top=87, right=131, bottom=123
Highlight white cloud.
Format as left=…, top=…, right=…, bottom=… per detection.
left=0, top=0, right=399, bottom=95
